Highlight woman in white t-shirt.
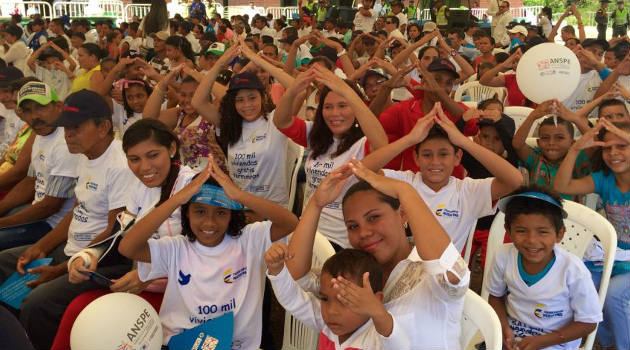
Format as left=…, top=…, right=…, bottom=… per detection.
left=192, top=44, right=292, bottom=209
left=287, top=161, right=469, bottom=349
left=274, top=64, right=388, bottom=249
left=118, top=156, right=298, bottom=348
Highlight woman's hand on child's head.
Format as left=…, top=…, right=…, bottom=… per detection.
left=462, top=107, right=482, bottom=122
left=207, top=154, right=242, bottom=201
left=331, top=273, right=385, bottom=318
left=110, top=269, right=151, bottom=294
left=174, top=158, right=213, bottom=205
left=68, top=254, right=97, bottom=284
left=264, top=242, right=293, bottom=276
left=312, top=164, right=353, bottom=208
left=433, top=102, right=469, bottom=147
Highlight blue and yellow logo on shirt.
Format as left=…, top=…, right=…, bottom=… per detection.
left=435, top=204, right=459, bottom=217
left=534, top=303, right=545, bottom=318
left=223, top=267, right=247, bottom=284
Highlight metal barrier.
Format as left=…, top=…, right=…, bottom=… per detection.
left=124, top=4, right=150, bottom=21
left=469, top=6, right=542, bottom=22
left=223, top=5, right=266, bottom=19
left=0, top=0, right=53, bottom=19
left=53, top=0, right=124, bottom=23
left=265, top=6, right=299, bottom=19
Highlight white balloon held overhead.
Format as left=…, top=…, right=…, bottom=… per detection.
left=516, top=43, right=581, bottom=104
left=70, top=292, right=163, bottom=350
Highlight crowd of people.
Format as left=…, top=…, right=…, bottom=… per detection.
left=0, top=0, right=628, bottom=349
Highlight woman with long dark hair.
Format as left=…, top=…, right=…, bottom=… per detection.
left=192, top=44, right=293, bottom=210
left=273, top=65, right=388, bottom=249
left=140, top=0, right=169, bottom=37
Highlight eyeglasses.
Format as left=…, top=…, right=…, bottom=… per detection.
left=385, top=21, right=393, bottom=24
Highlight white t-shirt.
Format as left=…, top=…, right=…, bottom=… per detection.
left=226, top=112, right=289, bottom=208
left=395, top=12, right=408, bottom=28
left=185, top=32, right=201, bottom=53
left=354, top=9, right=377, bottom=33
left=121, top=36, right=142, bottom=53
left=383, top=170, right=495, bottom=252
left=562, top=70, right=601, bottom=114
left=34, top=65, right=72, bottom=100
left=126, top=165, right=196, bottom=240
left=111, top=101, right=142, bottom=136
left=138, top=220, right=274, bottom=347
left=302, top=123, right=369, bottom=248
left=30, top=127, right=81, bottom=227
left=486, top=244, right=603, bottom=350
left=268, top=266, right=410, bottom=349
left=85, top=29, right=99, bottom=44
left=65, top=139, right=136, bottom=256
left=0, top=109, right=25, bottom=154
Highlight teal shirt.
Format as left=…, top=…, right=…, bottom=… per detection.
left=518, top=252, right=556, bottom=286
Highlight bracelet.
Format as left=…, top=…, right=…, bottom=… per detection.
left=337, top=49, right=347, bottom=57
left=67, top=251, right=92, bottom=271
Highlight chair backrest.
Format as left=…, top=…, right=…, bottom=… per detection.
left=285, top=141, right=305, bottom=211
left=463, top=220, right=478, bottom=265
left=462, top=101, right=478, bottom=109
left=503, top=106, right=535, bottom=136
left=282, top=232, right=335, bottom=350
left=481, top=200, right=617, bottom=349
left=461, top=290, right=503, bottom=350
left=454, top=81, right=507, bottom=103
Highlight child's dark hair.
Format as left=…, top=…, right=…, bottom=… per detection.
left=414, top=124, right=460, bottom=153
left=165, top=35, right=196, bottom=63
left=122, top=80, right=152, bottom=119
left=539, top=116, right=575, bottom=138
left=593, top=121, right=630, bottom=175
left=218, top=85, right=274, bottom=147
left=599, top=98, right=629, bottom=118
left=310, top=80, right=365, bottom=159
left=478, top=98, right=504, bottom=111
left=180, top=177, right=247, bottom=242
left=81, top=43, right=105, bottom=60
left=122, top=119, right=180, bottom=205
left=504, top=185, right=565, bottom=233
left=322, top=249, right=384, bottom=292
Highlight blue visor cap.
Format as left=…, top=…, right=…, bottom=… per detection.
left=190, top=184, right=244, bottom=210
left=497, top=191, right=568, bottom=218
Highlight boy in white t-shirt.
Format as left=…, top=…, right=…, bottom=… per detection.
left=487, top=187, right=602, bottom=350
left=0, top=89, right=135, bottom=350
left=265, top=244, right=409, bottom=350
left=362, top=103, right=523, bottom=252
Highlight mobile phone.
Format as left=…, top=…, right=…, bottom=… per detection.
left=79, top=270, right=113, bottom=287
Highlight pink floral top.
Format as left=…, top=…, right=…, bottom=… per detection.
left=174, top=109, right=226, bottom=171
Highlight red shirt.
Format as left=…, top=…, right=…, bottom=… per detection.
left=474, top=54, right=497, bottom=71
left=504, top=73, right=526, bottom=106
left=378, top=89, right=477, bottom=178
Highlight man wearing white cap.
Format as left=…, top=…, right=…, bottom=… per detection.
left=507, top=25, right=527, bottom=50
left=149, top=31, right=171, bottom=79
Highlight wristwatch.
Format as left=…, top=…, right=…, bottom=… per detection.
left=450, top=49, right=458, bottom=57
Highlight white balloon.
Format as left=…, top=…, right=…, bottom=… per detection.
left=516, top=43, right=581, bottom=104
left=71, top=293, right=163, bottom=350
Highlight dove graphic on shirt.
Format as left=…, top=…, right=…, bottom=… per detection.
left=178, top=270, right=191, bottom=285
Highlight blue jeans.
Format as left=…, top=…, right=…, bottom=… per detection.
left=0, top=221, right=52, bottom=252
left=592, top=270, right=630, bottom=349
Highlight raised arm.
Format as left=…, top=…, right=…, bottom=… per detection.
left=239, top=39, right=295, bottom=88
left=548, top=9, right=569, bottom=42
left=594, top=53, right=629, bottom=99
left=390, top=31, right=438, bottom=67
left=275, top=69, right=316, bottom=129
left=192, top=45, right=241, bottom=126
left=512, top=101, right=552, bottom=161
left=572, top=5, right=586, bottom=42
left=94, top=57, right=133, bottom=97
left=27, top=42, right=49, bottom=72
left=143, top=66, right=182, bottom=126
left=553, top=124, right=601, bottom=195
left=434, top=105, right=523, bottom=200
left=436, top=34, right=474, bottom=82
left=49, top=41, right=77, bottom=72
left=479, top=49, right=521, bottom=87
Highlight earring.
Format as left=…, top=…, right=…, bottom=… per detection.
left=170, top=154, right=175, bottom=158
left=354, top=122, right=359, bottom=128
left=403, top=221, right=408, bottom=229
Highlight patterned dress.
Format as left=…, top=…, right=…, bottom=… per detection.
left=174, top=109, right=226, bottom=171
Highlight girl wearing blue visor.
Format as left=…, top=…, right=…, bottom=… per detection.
left=119, top=155, right=298, bottom=348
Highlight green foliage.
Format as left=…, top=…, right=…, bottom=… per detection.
left=523, top=0, right=602, bottom=13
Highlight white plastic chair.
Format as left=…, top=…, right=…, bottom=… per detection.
left=460, top=290, right=503, bottom=350
left=454, top=81, right=507, bottom=103
left=282, top=232, right=335, bottom=350
left=285, top=141, right=305, bottom=211
left=463, top=220, right=478, bottom=265
left=503, top=106, right=535, bottom=136
left=481, top=200, right=617, bottom=349
left=462, top=101, right=478, bottom=109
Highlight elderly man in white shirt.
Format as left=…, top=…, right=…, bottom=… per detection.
left=492, top=1, right=513, bottom=48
